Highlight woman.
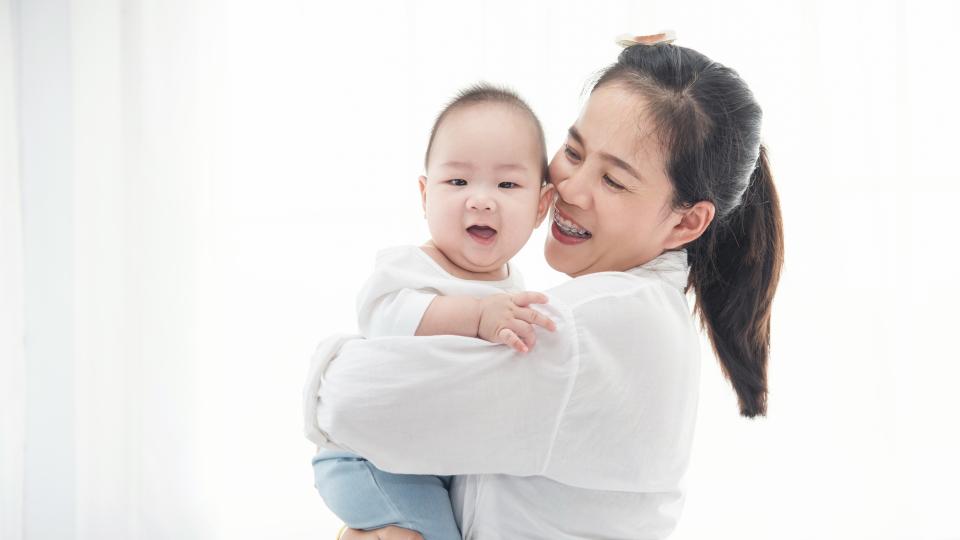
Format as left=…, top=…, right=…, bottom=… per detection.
left=305, top=37, right=783, bottom=539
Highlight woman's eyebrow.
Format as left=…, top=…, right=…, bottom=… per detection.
left=568, top=126, right=644, bottom=183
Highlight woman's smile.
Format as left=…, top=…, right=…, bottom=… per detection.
left=552, top=202, right=592, bottom=236
left=550, top=201, right=592, bottom=245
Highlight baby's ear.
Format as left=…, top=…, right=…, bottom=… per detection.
left=418, top=176, right=428, bottom=214
left=535, top=183, right=556, bottom=227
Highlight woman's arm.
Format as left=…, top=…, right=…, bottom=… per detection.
left=311, top=298, right=579, bottom=477
left=308, top=271, right=700, bottom=489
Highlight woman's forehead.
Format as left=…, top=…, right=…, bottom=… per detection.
left=579, top=86, right=656, bottom=145
left=576, top=86, right=668, bottom=180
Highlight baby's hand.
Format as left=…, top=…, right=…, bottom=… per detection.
left=477, top=292, right=557, bottom=353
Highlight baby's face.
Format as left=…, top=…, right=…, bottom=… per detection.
left=420, top=103, right=552, bottom=275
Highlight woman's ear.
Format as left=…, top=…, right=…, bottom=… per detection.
left=665, top=200, right=715, bottom=249
left=418, top=176, right=428, bottom=217
left=534, top=183, right=556, bottom=227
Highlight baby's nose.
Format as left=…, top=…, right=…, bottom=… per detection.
left=468, top=195, right=496, bottom=211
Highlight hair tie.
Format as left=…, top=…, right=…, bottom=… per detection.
left=615, top=30, right=677, bottom=48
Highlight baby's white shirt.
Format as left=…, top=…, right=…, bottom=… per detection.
left=355, top=245, right=526, bottom=338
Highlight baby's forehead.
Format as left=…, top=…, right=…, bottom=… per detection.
left=442, top=101, right=537, bottom=129
left=431, top=104, right=544, bottom=154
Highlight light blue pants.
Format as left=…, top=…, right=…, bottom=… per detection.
left=312, top=449, right=461, bottom=540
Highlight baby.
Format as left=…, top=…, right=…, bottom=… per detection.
left=312, top=84, right=556, bottom=539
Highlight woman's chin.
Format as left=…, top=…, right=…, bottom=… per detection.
left=544, top=235, right=583, bottom=276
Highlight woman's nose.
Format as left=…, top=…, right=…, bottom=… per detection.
left=554, top=169, right=591, bottom=209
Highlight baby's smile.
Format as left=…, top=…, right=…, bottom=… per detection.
left=466, top=224, right=497, bottom=245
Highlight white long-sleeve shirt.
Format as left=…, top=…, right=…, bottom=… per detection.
left=303, top=248, right=701, bottom=539
left=355, top=245, right=525, bottom=338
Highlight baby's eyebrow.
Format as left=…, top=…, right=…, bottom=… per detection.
left=439, top=161, right=474, bottom=169
left=439, top=161, right=528, bottom=173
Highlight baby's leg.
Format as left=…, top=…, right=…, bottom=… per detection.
left=312, top=449, right=461, bottom=540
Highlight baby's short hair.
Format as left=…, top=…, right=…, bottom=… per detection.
left=424, top=83, right=549, bottom=185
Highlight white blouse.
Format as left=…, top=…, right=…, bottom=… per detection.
left=303, top=248, right=701, bottom=539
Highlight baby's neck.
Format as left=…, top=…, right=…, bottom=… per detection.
left=421, top=241, right=510, bottom=281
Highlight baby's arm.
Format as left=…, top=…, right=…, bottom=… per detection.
left=417, top=292, right=556, bottom=353
left=356, top=247, right=554, bottom=351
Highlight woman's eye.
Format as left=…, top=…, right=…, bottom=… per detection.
left=499, top=181, right=518, bottom=189
left=563, top=145, right=581, bottom=162
left=447, top=178, right=467, bottom=186
left=603, top=175, right=625, bottom=191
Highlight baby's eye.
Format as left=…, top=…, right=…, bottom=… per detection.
left=447, top=178, right=467, bottom=186
left=499, top=181, right=518, bottom=189
left=564, top=145, right=581, bottom=162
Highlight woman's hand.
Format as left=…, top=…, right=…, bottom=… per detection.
left=340, top=526, right=424, bottom=540
left=478, top=291, right=556, bottom=353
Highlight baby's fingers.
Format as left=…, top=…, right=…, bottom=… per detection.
left=507, top=319, right=538, bottom=351
left=497, top=327, right=528, bottom=353
left=510, top=291, right=549, bottom=307
left=516, top=307, right=556, bottom=332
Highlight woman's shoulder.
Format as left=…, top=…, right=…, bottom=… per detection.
left=546, top=270, right=680, bottom=310
left=543, top=267, right=696, bottom=351
left=546, top=250, right=690, bottom=312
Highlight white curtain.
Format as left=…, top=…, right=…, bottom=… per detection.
left=13, top=0, right=346, bottom=537
left=1, top=0, right=25, bottom=538
left=15, top=0, right=216, bottom=537
left=8, top=0, right=960, bottom=539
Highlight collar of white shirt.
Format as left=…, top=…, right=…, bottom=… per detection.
left=626, top=249, right=689, bottom=291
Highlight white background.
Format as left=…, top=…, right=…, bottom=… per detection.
left=3, top=0, right=960, bottom=539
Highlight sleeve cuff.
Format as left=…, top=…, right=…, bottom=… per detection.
left=384, top=289, right=437, bottom=336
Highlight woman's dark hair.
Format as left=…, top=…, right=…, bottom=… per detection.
left=424, top=82, right=549, bottom=185
left=594, top=44, right=784, bottom=418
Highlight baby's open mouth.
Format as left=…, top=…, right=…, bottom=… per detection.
left=467, top=225, right=497, bottom=241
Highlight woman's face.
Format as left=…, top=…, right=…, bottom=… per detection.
left=545, top=84, right=683, bottom=276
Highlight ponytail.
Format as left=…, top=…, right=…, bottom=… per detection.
left=687, top=145, right=784, bottom=417
left=596, top=43, right=783, bottom=417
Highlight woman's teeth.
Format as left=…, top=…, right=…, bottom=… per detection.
left=553, top=207, right=591, bottom=238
